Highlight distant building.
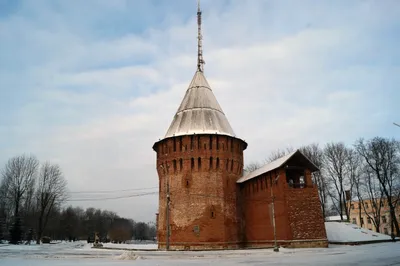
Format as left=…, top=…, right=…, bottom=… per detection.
left=152, top=3, right=327, bottom=251
left=349, top=199, right=400, bottom=236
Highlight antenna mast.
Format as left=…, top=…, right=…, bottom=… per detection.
left=197, top=0, right=205, bottom=72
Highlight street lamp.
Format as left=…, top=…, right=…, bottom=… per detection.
left=270, top=174, right=280, bottom=252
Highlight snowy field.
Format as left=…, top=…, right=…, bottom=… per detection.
left=101, top=242, right=158, bottom=250
left=1, top=241, right=400, bottom=266
left=325, top=222, right=392, bottom=243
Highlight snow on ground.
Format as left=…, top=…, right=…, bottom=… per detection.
left=325, top=222, right=392, bottom=243
left=1, top=241, right=400, bottom=266
left=101, top=242, right=158, bottom=250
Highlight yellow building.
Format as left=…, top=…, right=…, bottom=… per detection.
left=349, top=198, right=400, bottom=236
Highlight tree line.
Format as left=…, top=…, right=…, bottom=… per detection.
left=244, top=136, right=400, bottom=238
left=0, top=154, right=156, bottom=244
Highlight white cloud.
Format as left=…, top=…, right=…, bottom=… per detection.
left=1, top=0, right=399, bottom=222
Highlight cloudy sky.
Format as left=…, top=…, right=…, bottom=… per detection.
left=0, top=0, right=399, bottom=222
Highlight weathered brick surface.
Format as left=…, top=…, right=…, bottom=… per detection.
left=154, top=134, right=246, bottom=250
left=239, top=169, right=292, bottom=244
left=154, top=136, right=327, bottom=250
left=285, top=171, right=327, bottom=241
left=239, top=167, right=327, bottom=249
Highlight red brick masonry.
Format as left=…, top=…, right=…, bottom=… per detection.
left=153, top=135, right=327, bottom=250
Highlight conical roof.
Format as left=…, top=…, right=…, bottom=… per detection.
left=164, top=70, right=236, bottom=138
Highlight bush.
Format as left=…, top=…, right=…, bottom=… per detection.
left=41, top=236, right=51, bottom=244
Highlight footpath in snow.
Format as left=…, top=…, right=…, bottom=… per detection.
left=100, top=242, right=158, bottom=250
left=1, top=241, right=400, bottom=266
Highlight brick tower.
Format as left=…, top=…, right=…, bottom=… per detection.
left=152, top=2, right=247, bottom=250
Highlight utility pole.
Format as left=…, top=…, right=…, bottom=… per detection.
left=166, top=177, right=170, bottom=251
left=159, top=163, right=171, bottom=251
left=270, top=174, right=280, bottom=252
left=270, top=186, right=279, bottom=252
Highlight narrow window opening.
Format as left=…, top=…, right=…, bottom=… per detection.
left=198, top=157, right=201, bottom=170
left=210, top=157, right=213, bottom=169
left=173, top=160, right=177, bottom=173
left=204, top=143, right=207, bottom=149
left=179, top=137, right=183, bottom=152
left=299, top=176, right=305, bottom=188
left=226, top=159, right=229, bottom=170
left=211, top=211, right=215, bottom=218
left=191, top=135, right=194, bottom=150
left=216, top=136, right=219, bottom=150
left=160, top=163, right=165, bottom=175
left=191, top=158, right=195, bottom=170
left=173, top=138, right=176, bottom=152
left=231, top=159, right=234, bottom=171
left=216, top=158, right=220, bottom=169
left=179, top=159, right=183, bottom=171
left=186, top=179, right=190, bottom=188
left=209, top=135, right=212, bottom=150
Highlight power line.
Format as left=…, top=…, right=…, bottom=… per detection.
left=66, top=191, right=158, bottom=202
left=68, top=186, right=158, bottom=194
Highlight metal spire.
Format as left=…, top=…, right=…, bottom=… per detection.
left=197, top=0, right=205, bottom=72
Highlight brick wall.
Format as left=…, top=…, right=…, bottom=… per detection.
left=154, top=134, right=246, bottom=250
left=240, top=168, right=292, bottom=246
left=285, top=170, right=327, bottom=241
left=240, top=168, right=327, bottom=248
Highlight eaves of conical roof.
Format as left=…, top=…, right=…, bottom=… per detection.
left=164, top=70, right=236, bottom=139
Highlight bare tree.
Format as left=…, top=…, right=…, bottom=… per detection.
left=0, top=179, right=10, bottom=241
left=265, top=147, right=295, bottom=163
left=1, top=155, right=39, bottom=219
left=359, top=167, right=385, bottom=232
left=350, top=151, right=367, bottom=227
left=300, top=143, right=329, bottom=218
left=323, top=142, right=353, bottom=221
left=36, top=162, right=68, bottom=244
left=243, top=162, right=262, bottom=175
left=355, top=137, right=400, bottom=237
